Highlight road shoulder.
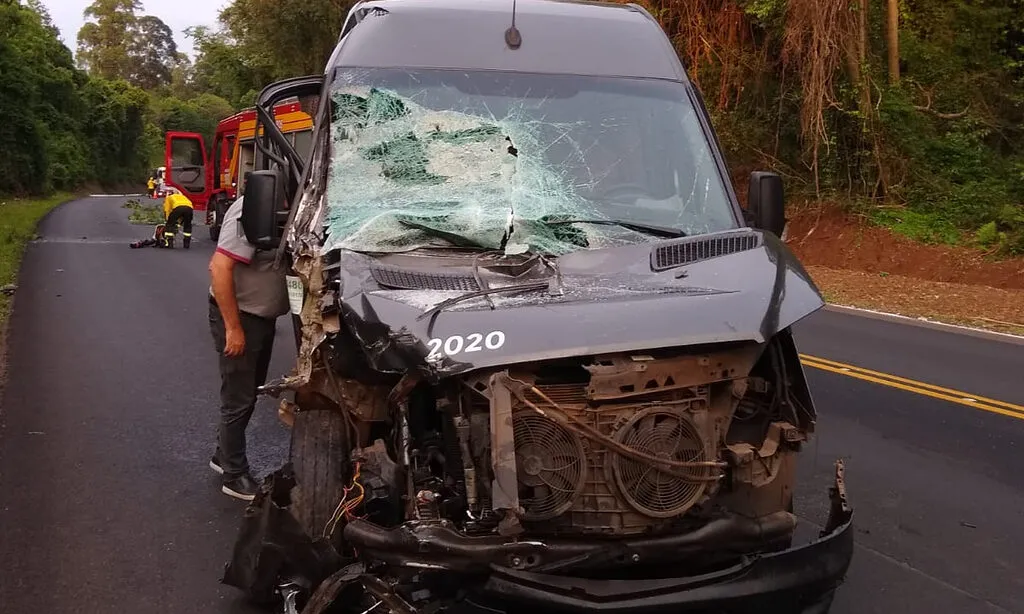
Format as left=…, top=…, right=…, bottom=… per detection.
left=809, top=266, right=1024, bottom=337
left=822, top=304, right=1024, bottom=346
left=0, top=193, right=79, bottom=405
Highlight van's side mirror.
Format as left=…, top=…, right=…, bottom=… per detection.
left=747, top=171, right=786, bottom=237
left=241, top=170, right=284, bottom=249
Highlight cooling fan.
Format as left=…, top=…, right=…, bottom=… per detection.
left=611, top=407, right=712, bottom=518
left=512, top=408, right=588, bottom=521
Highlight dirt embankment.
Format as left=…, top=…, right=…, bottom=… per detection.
left=783, top=206, right=1024, bottom=334
left=785, top=207, right=1024, bottom=290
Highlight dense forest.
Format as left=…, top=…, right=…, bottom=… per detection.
left=2, top=0, right=1023, bottom=252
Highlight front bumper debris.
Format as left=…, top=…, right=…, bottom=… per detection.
left=221, top=465, right=342, bottom=605
left=225, top=461, right=852, bottom=614
left=342, top=511, right=798, bottom=574
left=477, top=459, right=853, bottom=614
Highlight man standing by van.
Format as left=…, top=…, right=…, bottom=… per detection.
left=207, top=196, right=289, bottom=501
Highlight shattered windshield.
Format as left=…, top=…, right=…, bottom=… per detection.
left=323, top=68, right=737, bottom=255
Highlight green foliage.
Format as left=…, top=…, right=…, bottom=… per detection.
left=869, top=208, right=962, bottom=245
left=994, top=203, right=1024, bottom=252
left=76, top=0, right=179, bottom=90
left=123, top=198, right=165, bottom=224
left=131, top=15, right=178, bottom=90
left=975, top=221, right=1001, bottom=247
left=82, top=78, right=153, bottom=185
left=743, top=0, right=788, bottom=26
left=972, top=204, right=1024, bottom=253
left=186, top=25, right=268, bottom=109
left=0, top=1, right=158, bottom=195
left=218, top=0, right=356, bottom=78
left=0, top=1, right=238, bottom=198
left=147, top=92, right=234, bottom=166
left=669, top=0, right=1024, bottom=255
left=184, top=0, right=358, bottom=106
left=866, top=5, right=1024, bottom=253
left=76, top=0, right=142, bottom=79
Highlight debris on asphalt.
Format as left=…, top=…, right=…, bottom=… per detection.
left=123, top=199, right=165, bottom=225
left=1, top=284, right=15, bottom=296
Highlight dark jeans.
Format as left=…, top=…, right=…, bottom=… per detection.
left=208, top=299, right=277, bottom=480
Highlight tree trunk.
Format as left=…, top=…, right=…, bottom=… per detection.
left=887, top=0, right=900, bottom=85
left=859, top=0, right=868, bottom=69
left=845, top=0, right=872, bottom=116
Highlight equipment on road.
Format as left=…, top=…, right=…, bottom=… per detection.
left=129, top=224, right=166, bottom=249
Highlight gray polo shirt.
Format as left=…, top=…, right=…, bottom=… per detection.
left=209, top=197, right=290, bottom=320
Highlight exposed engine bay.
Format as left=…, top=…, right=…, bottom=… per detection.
left=223, top=291, right=851, bottom=613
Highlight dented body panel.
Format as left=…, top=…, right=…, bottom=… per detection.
left=325, top=230, right=823, bottom=378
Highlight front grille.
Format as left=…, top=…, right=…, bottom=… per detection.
left=651, top=231, right=763, bottom=271
left=370, top=265, right=480, bottom=291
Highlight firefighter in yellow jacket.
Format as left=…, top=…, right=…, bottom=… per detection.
left=162, top=188, right=194, bottom=249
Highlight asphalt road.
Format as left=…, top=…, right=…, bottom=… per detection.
left=1, top=196, right=1023, bottom=613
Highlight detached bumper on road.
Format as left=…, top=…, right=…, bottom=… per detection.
left=481, top=461, right=854, bottom=614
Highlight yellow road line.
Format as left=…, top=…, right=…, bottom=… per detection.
left=799, top=354, right=1024, bottom=421
left=800, top=354, right=1024, bottom=412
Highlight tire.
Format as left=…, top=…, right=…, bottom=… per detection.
left=208, top=196, right=227, bottom=242
left=289, top=407, right=350, bottom=544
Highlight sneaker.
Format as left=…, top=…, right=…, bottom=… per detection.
left=209, top=455, right=224, bottom=475
left=222, top=473, right=259, bottom=501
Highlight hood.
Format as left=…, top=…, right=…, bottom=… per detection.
left=327, top=229, right=823, bottom=378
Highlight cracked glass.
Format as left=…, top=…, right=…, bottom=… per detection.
left=323, top=68, right=737, bottom=255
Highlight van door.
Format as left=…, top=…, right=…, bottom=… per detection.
left=164, top=131, right=211, bottom=209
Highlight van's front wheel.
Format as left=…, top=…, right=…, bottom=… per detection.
left=289, top=402, right=349, bottom=547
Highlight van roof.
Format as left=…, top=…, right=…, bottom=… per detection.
left=332, top=0, right=687, bottom=82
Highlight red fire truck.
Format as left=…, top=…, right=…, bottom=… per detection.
left=164, top=100, right=315, bottom=240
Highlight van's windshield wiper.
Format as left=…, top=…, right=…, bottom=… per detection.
left=544, top=218, right=687, bottom=238
left=416, top=281, right=550, bottom=322
left=396, top=217, right=498, bottom=250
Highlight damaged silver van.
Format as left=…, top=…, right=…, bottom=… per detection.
left=222, top=0, right=854, bottom=612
